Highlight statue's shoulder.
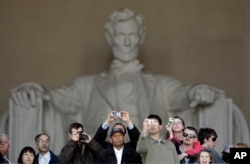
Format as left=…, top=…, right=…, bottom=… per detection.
left=142, top=71, right=178, bottom=82
left=70, top=74, right=99, bottom=84
left=70, top=71, right=109, bottom=83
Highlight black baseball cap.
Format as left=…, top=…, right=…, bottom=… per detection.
left=110, top=128, right=125, bottom=137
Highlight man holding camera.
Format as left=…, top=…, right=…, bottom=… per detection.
left=94, top=111, right=140, bottom=150
left=136, top=114, right=179, bottom=164
left=97, top=128, right=142, bottom=164
left=59, top=122, right=104, bottom=164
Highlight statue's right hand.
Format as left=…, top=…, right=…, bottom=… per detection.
left=11, top=82, right=49, bottom=108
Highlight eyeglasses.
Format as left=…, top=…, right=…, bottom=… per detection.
left=210, top=137, right=217, bottom=142
left=0, top=141, right=8, bottom=145
left=183, top=132, right=196, bottom=139
left=37, top=139, right=50, bottom=144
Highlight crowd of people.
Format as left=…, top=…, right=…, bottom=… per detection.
left=0, top=111, right=249, bottom=164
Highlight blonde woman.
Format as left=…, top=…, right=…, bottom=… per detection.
left=197, top=150, right=214, bottom=164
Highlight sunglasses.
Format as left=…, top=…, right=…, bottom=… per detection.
left=210, top=137, right=217, bottom=142
left=183, top=132, right=196, bottom=139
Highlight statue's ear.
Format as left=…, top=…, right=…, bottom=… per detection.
left=139, top=30, right=146, bottom=45
left=105, top=30, right=113, bottom=46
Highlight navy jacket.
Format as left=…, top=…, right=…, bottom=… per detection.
left=94, top=124, right=140, bottom=150
left=35, top=150, right=60, bottom=164
left=97, top=145, right=142, bottom=164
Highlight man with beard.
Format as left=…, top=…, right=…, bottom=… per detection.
left=136, top=114, right=179, bottom=164
left=177, top=127, right=201, bottom=164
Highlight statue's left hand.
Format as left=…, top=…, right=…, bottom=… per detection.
left=189, top=85, right=225, bottom=108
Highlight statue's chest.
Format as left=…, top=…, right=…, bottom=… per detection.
left=115, top=73, right=137, bottom=99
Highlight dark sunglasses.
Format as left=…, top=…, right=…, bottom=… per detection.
left=183, top=132, right=196, bottom=139
left=210, top=137, right=217, bottom=142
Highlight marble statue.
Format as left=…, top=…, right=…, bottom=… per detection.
left=0, top=8, right=249, bottom=162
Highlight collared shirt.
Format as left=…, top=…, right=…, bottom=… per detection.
left=113, top=147, right=124, bottom=164
left=38, top=151, right=51, bottom=164
left=153, top=137, right=164, bottom=145
left=137, top=135, right=180, bottom=164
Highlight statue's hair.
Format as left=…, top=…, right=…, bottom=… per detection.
left=105, top=8, right=146, bottom=38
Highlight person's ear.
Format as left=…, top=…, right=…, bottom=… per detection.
left=160, top=125, right=163, bottom=130
left=109, top=137, right=112, bottom=143
left=34, top=142, right=38, bottom=149
left=68, top=133, right=72, bottom=139
left=105, top=30, right=113, bottom=46
left=122, top=136, right=125, bottom=143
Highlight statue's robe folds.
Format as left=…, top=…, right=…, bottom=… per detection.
left=0, top=71, right=249, bottom=162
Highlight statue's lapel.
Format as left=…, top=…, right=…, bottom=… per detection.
left=96, top=73, right=117, bottom=110
left=136, top=73, right=157, bottom=119
left=141, top=73, right=157, bottom=103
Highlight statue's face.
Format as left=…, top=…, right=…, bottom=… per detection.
left=112, top=18, right=140, bottom=62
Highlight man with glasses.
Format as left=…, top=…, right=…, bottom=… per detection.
left=177, top=126, right=200, bottom=164
left=59, top=122, right=104, bottom=164
left=198, top=128, right=225, bottom=163
left=136, top=114, right=179, bottom=164
left=34, top=133, right=60, bottom=164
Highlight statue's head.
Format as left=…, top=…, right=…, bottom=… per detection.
left=105, top=8, right=146, bottom=62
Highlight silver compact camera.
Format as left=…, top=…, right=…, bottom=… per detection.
left=113, top=111, right=121, bottom=117
left=148, top=119, right=155, bottom=125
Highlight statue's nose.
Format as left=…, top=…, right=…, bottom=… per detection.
left=124, top=35, right=131, bottom=46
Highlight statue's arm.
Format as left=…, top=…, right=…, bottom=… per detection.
left=48, top=82, right=84, bottom=114
left=10, top=77, right=90, bottom=114
left=160, top=76, right=191, bottom=111
left=160, top=76, right=225, bottom=111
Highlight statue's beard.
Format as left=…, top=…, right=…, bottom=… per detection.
left=112, top=47, right=139, bottom=62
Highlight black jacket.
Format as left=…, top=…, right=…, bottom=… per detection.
left=97, top=145, right=142, bottom=164
left=59, top=139, right=104, bottom=164
left=176, top=146, right=197, bottom=164
left=35, top=150, right=60, bottom=164
left=0, top=153, right=9, bottom=164
left=94, top=124, right=140, bottom=150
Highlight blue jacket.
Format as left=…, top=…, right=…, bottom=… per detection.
left=35, top=150, right=60, bottom=164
